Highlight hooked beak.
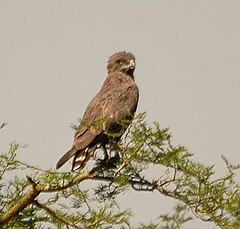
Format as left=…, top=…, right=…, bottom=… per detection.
left=128, top=59, right=136, bottom=70
left=122, top=59, right=136, bottom=72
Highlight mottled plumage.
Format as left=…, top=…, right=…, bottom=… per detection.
left=56, top=51, right=139, bottom=170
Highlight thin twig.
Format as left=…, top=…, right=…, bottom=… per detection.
left=33, top=200, right=80, bottom=229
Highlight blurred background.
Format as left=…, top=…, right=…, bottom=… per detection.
left=1, top=1, right=240, bottom=228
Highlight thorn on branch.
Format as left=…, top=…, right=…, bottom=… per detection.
left=26, top=176, right=38, bottom=186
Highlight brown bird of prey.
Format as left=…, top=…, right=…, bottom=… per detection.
left=56, top=51, right=139, bottom=171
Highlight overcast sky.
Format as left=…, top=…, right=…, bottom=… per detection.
left=1, top=1, right=240, bottom=228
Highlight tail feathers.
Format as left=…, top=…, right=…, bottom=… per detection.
left=72, top=145, right=97, bottom=171
left=56, top=147, right=78, bottom=169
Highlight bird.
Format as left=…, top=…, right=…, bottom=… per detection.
left=56, top=51, right=139, bottom=171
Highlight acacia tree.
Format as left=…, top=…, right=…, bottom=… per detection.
left=0, top=114, right=239, bottom=228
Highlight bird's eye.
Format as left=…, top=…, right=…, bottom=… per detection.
left=118, top=60, right=124, bottom=65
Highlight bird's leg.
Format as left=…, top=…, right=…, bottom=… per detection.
left=111, top=141, right=123, bottom=159
left=102, top=144, right=109, bottom=161
left=109, top=141, right=129, bottom=175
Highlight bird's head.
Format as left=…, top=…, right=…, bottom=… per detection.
left=107, top=51, right=136, bottom=76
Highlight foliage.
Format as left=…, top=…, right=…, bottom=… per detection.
left=0, top=115, right=239, bottom=228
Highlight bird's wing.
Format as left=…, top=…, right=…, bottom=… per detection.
left=56, top=127, right=100, bottom=169
left=73, top=126, right=101, bottom=149
left=56, top=73, right=138, bottom=170
left=56, top=89, right=108, bottom=169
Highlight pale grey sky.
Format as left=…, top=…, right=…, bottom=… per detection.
left=1, top=1, right=240, bottom=228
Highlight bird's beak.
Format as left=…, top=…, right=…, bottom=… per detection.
left=128, top=59, right=136, bottom=70
left=123, top=59, right=135, bottom=71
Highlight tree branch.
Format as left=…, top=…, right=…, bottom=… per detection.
left=0, top=168, right=96, bottom=227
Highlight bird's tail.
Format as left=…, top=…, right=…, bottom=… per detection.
left=56, top=147, right=78, bottom=169
left=72, top=145, right=97, bottom=171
